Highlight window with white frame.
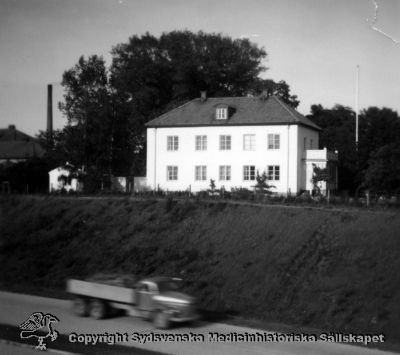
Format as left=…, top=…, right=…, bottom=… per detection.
left=267, top=165, right=280, bottom=181
left=216, top=107, right=228, bottom=120
left=195, top=166, right=207, bottom=181
left=267, top=134, right=280, bottom=149
left=310, top=139, right=313, bottom=149
left=167, top=136, right=179, bottom=151
left=243, top=134, right=256, bottom=151
left=219, top=165, right=231, bottom=181
left=195, top=135, right=207, bottom=150
left=220, top=135, right=231, bottom=150
left=167, top=166, right=178, bottom=180
left=243, top=165, right=256, bottom=180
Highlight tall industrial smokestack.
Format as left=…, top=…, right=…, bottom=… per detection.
left=47, top=84, right=53, bottom=139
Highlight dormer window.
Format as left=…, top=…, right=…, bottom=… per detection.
left=216, top=107, right=228, bottom=120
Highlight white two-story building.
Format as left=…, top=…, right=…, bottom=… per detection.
left=145, top=94, right=337, bottom=195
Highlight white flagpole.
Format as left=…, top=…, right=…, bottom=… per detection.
left=356, top=65, right=359, bottom=150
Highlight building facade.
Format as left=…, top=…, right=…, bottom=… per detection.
left=145, top=95, right=337, bottom=195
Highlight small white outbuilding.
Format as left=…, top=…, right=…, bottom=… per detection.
left=48, top=163, right=80, bottom=193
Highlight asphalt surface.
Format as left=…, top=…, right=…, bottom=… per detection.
left=0, top=323, right=161, bottom=355
left=0, top=342, right=50, bottom=355
left=0, top=291, right=398, bottom=355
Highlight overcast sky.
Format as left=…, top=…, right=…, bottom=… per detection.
left=0, top=0, right=399, bottom=136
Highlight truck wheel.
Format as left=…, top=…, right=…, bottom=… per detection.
left=141, top=310, right=152, bottom=321
left=90, top=299, right=108, bottom=319
left=154, top=311, right=171, bottom=329
left=73, top=297, right=89, bottom=317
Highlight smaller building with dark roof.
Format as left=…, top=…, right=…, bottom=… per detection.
left=0, top=125, right=45, bottom=164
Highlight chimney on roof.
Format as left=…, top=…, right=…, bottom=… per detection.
left=259, top=90, right=271, bottom=101
left=200, top=91, right=207, bottom=102
left=8, top=124, right=16, bottom=140
left=47, top=84, right=53, bottom=140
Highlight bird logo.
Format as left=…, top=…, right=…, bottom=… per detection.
left=19, top=312, right=59, bottom=350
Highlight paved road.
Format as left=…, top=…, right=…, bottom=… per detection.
left=0, top=340, right=73, bottom=355
left=0, top=342, right=46, bottom=355
left=0, top=291, right=397, bottom=355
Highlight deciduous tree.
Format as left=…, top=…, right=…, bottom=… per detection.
left=248, top=79, right=300, bottom=108
left=254, top=171, right=275, bottom=195
left=308, top=105, right=400, bottom=195
left=59, top=55, right=113, bottom=174
left=308, top=105, right=357, bottom=192
left=363, top=143, right=400, bottom=194
left=110, top=31, right=269, bottom=175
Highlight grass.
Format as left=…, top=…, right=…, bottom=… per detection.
left=0, top=195, right=400, bottom=346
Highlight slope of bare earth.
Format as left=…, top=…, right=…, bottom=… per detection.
left=0, top=196, right=399, bottom=344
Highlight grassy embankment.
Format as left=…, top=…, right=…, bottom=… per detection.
left=0, top=196, right=399, bottom=344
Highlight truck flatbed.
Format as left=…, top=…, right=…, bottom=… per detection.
left=67, top=279, right=137, bottom=304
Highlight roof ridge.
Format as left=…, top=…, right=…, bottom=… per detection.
left=272, top=96, right=300, bottom=123
left=147, top=99, right=197, bottom=124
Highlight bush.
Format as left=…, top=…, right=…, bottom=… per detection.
left=267, top=194, right=285, bottom=203
left=81, top=167, right=103, bottom=193
left=165, top=196, right=176, bottom=212
left=231, top=187, right=254, bottom=201
left=283, top=195, right=296, bottom=203
left=196, top=190, right=210, bottom=199
left=295, top=191, right=313, bottom=203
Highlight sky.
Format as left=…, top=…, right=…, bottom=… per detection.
left=0, top=0, right=399, bottom=136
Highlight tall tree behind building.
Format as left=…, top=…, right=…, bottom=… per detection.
left=109, top=30, right=269, bottom=175
left=59, top=55, right=112, bottom=174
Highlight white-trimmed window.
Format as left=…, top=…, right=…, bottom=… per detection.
left=310, top=139, right=313, bottom=149
left=167, top=166, right=178, bottom=180
left=195, top=166, right=207, bottom=181
left=195, top=135, right=207, bottom=151
left=243, top=134, right=256, bottom=151
left=267, top=165, right=280, bottom=181
left=167, top=136, right=178, bottom=151
left=216, top=107, right=228, bottom=120
left=268, top=134, right=280, bottom=150
left=220, top=135, right=231, bottom=150
left=219, top=165, right=231, bottom=181
left=243, top=165, right=256, bottom=181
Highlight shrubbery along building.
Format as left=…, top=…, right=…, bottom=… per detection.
left=146, top=93, right=338, bottom=195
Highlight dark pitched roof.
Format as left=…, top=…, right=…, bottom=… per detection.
left=146, top=95, right=321, bottom=131
left=0, top=125, right=44, bottom=160
left=0, top=125, right=37, bottom=142
left=0, top=141, right=45, bottom=160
